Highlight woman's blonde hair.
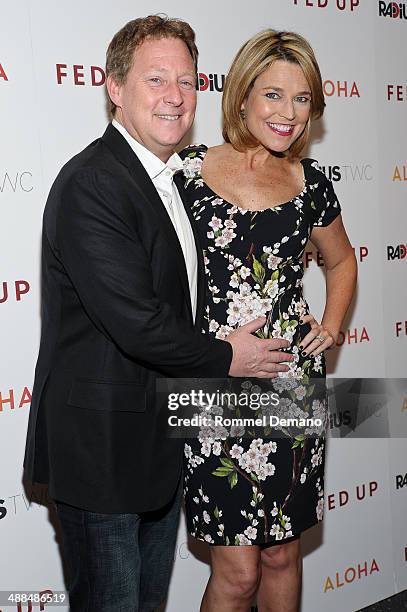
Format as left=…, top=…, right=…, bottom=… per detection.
left=222, top=29, right=325, bottom=157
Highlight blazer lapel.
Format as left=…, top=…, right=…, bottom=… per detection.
left=173, top=171, right=206, bottom=330
left=101, top=124, right=192, bottom=318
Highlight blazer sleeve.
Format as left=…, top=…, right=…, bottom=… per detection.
left=56, top=167, right=232, bottom=377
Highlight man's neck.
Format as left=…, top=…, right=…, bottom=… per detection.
left=112, top=115, right=173, bottom=163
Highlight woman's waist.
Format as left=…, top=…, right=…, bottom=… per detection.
left=206, top=288, right=308, bottom=315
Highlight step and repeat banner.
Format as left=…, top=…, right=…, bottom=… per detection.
left=1, top=1, right=406, bottom=610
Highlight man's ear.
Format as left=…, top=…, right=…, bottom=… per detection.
left=107, top=74, right=122, bottom=109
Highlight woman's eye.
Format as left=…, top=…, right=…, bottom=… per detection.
left=296, top=96, right=310, bottom=104
left=266, top=92, right=280, bottom=100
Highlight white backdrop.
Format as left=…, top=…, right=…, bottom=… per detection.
left=1, top=1, right=406, bottom=610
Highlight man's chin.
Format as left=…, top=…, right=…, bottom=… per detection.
left=158, top=135, right=190, bottom=150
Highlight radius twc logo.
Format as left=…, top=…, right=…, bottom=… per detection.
left=197, top=72, right=225, bottom=92
left=0, top=488, right=51, bottom=521
left=396, top=471, right=407, bottom=489
left=319, top=164, right=372, bottom=182
left=387, top=244, right=406, bottom=260
left=0, top=171, right=33, bottom=193
left=379, top=1, right=407, bottom=18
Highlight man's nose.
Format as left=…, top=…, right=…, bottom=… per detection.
left=163, top=81, right=183, bottom=106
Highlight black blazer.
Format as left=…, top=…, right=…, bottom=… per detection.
left=24, top=124, right=232, bottom=513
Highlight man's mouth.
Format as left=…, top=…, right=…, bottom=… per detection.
left=156, top=114, right=181, bottom=121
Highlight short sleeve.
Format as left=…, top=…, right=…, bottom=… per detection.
left=307, top=160, right=342, bottom=227
left=178, top=144, right=207, bottom=178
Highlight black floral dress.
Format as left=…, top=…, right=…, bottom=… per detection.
left=179, top=145, right=341, bottom=546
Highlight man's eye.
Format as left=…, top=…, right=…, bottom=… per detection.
left=149, top=77, right=161, bottom=84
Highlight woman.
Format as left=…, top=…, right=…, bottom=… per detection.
left=180, top=30, right=357, bottom=612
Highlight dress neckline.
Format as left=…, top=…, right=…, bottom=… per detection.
left=197, top=145, right=308, bottom=213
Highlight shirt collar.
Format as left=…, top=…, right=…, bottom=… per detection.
left=112, top=119, right=183, bottom=180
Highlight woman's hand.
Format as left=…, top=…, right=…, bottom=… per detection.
left=298, top=313, right=335, bottom=357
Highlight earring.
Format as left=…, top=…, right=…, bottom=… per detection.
left=240, top=109, right=246, bottom=120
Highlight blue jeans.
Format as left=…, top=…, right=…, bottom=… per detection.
left=55, top=480, right=182, bottom=612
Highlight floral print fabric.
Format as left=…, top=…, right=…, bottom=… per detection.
left=180, top=145, right=341, bottom=545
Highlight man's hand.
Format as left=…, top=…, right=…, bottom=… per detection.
left=226, top=317, right=293, bottom=378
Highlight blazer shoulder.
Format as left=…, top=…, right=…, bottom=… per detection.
left=52, top=136, right=128, bottom=195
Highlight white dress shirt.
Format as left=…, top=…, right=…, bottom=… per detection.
left=112, top=120, right=197, bottom=321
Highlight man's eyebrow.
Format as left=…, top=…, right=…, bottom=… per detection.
left=144, top=67, right=196, bottom=75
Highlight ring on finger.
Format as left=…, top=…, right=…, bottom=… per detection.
left=315, top=334, right=325, bottom=344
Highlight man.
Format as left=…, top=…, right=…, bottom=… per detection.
left=24, top=15, right=291, bottom=612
